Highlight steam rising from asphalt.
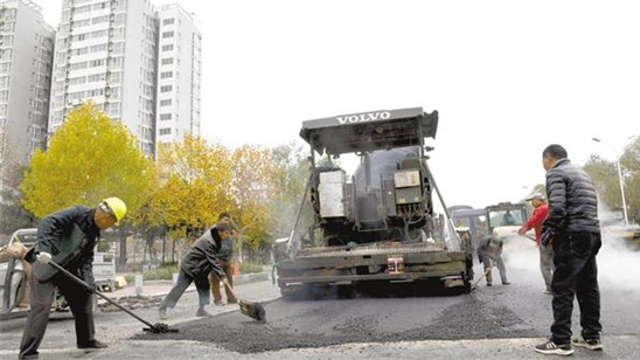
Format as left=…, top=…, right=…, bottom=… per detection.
left=501, top=226, right=639, bottom=292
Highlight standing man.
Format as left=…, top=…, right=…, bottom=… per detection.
left=158, top=222, right=230, bottom=319
left=19, top=197, right=127, bottom=360
left=476, top=235, right=509, bottom=286
left=518, top=193, right=554, bottom=294
left=534, top=144, right=603, bottom=356
left=209, top=212, right=238, bottom=305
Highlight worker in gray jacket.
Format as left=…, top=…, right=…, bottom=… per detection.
left=159, top=222, right=230, bottom=319
left=477, top=235, right=509, bottom=286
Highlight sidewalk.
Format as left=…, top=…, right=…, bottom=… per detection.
left=105, top=268, right=271, bottom=300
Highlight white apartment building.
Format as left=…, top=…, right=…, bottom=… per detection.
left=0, top=0, right=54, bottom=165
left=49, top=0, right=202, bottom=157
left=49, top=0, right=158, bottom=155
left=155, top=3, right=201, bottom=145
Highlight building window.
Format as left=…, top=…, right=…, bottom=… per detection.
left=163, top=18, right=175, bottom=25
left=92, top=15, right=110, bottom=24
left=160, top=85, right=173, bottom=92
left=160, top=99, right=172, bottom=106
left=88, top=74, right=104, bottom=82
left=89, top=59, right=106, bottom=67
left=74, top=47, right=89, bottom=55
left=161, top=58, right=173, bottom=65
left=90, top=44, right=107, bottom=53
left=159, top=128, right=172, bottom=135
left=69, top=62, right=87, bottom=70
left=162, top=44, right=173, bottom=52
left=162, top=31, right=174, bottom=39
left=159, top=113, right=172, bottom=121
left=160, top=71, right=173, bottom=79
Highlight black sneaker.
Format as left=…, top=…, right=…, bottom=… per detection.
left=502, top=281, right=511, bottom=285
left=78, top=339, right=108, bottom=349
left=534, top=339, right=574, bottom=356
left=572, top=336, right=602, bottom=351
left=486, top=283, right=492, bottom=287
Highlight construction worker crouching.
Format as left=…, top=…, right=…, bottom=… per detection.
left=477, top=234, right=510, bottom=286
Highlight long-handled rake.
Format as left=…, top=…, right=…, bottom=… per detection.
left=222, top=279, right=266, bottom=321
left=48, top=261, right=178, bottom=333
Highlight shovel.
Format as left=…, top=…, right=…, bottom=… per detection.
left=222, top=278, right=266, bottom=321
left=47, top=260, right=178, bottom=333
left=471, top=267, right=492, bottom=290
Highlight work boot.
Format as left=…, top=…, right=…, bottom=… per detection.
left=196, top=307, right=212, bottom=317
left=159, top=306, right=168, bottom=320
left=78, top=339, right=108, bottom=349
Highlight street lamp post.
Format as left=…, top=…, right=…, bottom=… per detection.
left=592, top=137, right=628, bottom=225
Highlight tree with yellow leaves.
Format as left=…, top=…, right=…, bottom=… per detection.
left=20, top=100, right=151, bottom=221
left=150, top=134, right=234, bottom=243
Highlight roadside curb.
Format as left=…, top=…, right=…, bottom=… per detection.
left=106, top=270, right=270, bottom=300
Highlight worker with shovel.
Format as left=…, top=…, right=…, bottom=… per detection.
left=477, top=235, right=510, bottom=286
left=18, top=197, right=127, bottom=360
left=158, top=222, right=230, bottom=319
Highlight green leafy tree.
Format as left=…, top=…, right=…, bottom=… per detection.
left=228, top=144, right=280, bottom=253
left=20, top=100, right=151, bottom=221
left=267, top=141, right=313, bottom=241
left=584, top=135, right=640, bottom=224
left=620, top=136, right=640, bottom=223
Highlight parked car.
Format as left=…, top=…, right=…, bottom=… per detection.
left=1, top=228, right=116, bottom=318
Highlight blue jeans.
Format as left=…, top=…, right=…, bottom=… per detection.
left=550, top=231, right=602, bottom=344
left=160, top=270, right=210, bottom=309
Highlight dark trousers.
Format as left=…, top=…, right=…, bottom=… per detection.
left=160, top=270, right=211, bottom=310
left=19, top=270, right=94, bottom=359
left=550, top=231, right=602, bottom=344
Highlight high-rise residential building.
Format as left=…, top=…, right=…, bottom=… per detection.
left=49, top=0, right=202, bottom=157
left=156, top=3, right=201, bottom=145
left=0, top=0, right=54, bottom=165
left=49, top=0, right=158, bottom=155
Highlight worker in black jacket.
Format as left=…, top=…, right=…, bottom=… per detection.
left=159, top=222, right=229, bottom=319
left=19, top=197, right=127, bottom=360
left=534, top=144, right=603, bottom=356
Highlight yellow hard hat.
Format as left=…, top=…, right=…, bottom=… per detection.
left=102, top=197, right=127, bottom=226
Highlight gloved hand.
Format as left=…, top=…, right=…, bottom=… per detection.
left=517, top=226, right=527, bottom=236
left=36, top=252, right=52, bottom=264
left=83, top=270, right=95, bottom=288
left=541, top=228, right=554, bottom=246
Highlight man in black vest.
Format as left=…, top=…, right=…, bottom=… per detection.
left=19, top=197, right=127, bottom=360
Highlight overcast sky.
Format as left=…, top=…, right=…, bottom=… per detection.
left=39, top=0, right=639, bottom=210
